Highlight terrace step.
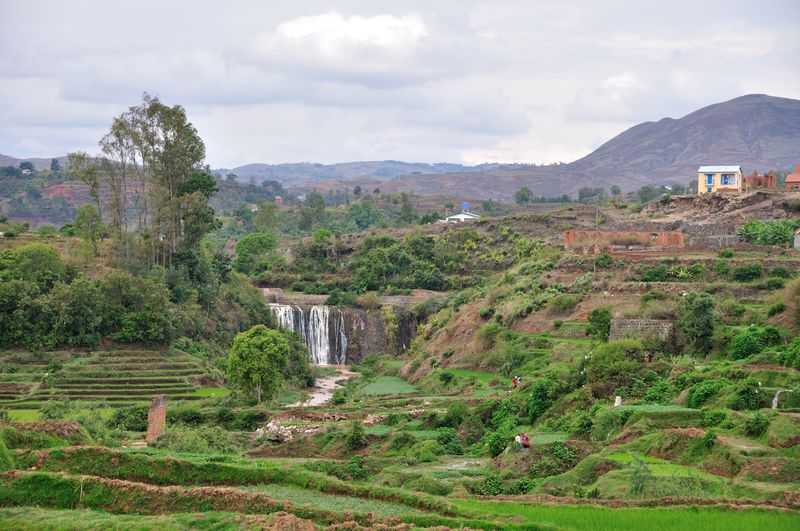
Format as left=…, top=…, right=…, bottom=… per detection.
left=28, top=394, right=204, bottom=402
left=64, top=370, right=203, bottom=377
left=53, top=384, right=195, bottom=391
left=51, top=378, right=190, bottom=385
left=34, top=388, right=198, bottom=398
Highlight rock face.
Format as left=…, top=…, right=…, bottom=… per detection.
left=268, top=303, right=416, bottom=364
left=145, top=394, right=166, bottom=443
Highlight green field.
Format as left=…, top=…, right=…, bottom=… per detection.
left=360, top=376, right=418, bottom=396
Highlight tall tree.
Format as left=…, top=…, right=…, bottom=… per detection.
left=68, top=152, right=103, bottom=222
left=73, top=205, right=103, bottom=256
left=227, top=325, right=289, bottom=403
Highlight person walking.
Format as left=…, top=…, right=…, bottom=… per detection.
left=514, top=433, right=522, bottom=452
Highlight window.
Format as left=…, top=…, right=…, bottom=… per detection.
left=706, top=174, right=714, bottom=185
left=707, top=187, right=713, bottom=193
left=721, top=174, right=734, bottom=185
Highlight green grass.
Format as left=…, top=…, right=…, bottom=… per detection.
left=360, top=376, right=418, bottom=396
left=7, top=409, right=41, bottom=422
left=0, top=507, right=243, bottom=530
left=454, top=500, right=800, bottom=530
left=241, top=483, right=426, bottom=517
left=444, top=369, right=503, bottom=385
left=187, top=387, right=229, bottom=397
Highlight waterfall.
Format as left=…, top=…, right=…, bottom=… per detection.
left=772, top=389, right=792, bottom=410
left=269, top=304, right=348, bottom=365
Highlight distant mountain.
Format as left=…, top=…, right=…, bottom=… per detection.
left=303, top=94, right=800, bottom=200
left=218, top=161, right=512, bottom=188
left=0, top=154, right=68, bottom=170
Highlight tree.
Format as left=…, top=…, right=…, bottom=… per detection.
left=227, top=325, right=289, bottom=403
left=679, top=292, right=716, bottom=354
left=68, top=152, right=103, bottom=222
left=588, top=306, right=612, bottom=341
left=234, top=232, right=278, bottom=274
left=253, top=203, right=278, bottom=232
left=515, top=186, right=533, bottom=204
left=373, top=187, right=381, bottom=195
left=19, top=161, right=34, bottom=172
left=610, top=185, right=621, bottom=196
left=74, top=205, right=103, bottom=256
left=584, top=340, right=645, bottom=397
left=399, top=193, right=415, bottom=223
left=353, top=186, right=362, bottom=197
left=50, top=158, right=61, bottom=172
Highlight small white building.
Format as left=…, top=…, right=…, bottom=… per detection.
left=794, top=228, right=800, bottom=250
left=439, top=211, right=480, bottom=223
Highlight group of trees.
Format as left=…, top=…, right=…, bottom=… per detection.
left=69, top=93, right=219, bottom=270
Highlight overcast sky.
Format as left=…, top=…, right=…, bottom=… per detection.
left=2, top=0, right=799, bottom=168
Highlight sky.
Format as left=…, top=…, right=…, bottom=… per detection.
left=1, top=0, right=799, bottom=168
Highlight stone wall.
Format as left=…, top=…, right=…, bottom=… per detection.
left=146, top=394, right=166, bottom=443
left=609, top=319, right=673, bottom=341
left=564, top=229, right=684, bottom=251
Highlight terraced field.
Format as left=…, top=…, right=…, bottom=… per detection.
left=0, top=349, right=222, bottom=415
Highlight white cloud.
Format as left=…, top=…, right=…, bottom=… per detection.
left=273, top=13, right=427, bottom=55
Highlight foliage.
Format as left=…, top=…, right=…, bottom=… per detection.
left=732, top=263, right=764, bottom=282
left=234, top=232, right=278, bottom=274
left=526, top=378, right=558, bottom=420
left=587, top=306, right=612, bottom=341
left=584, top=340, right=645, bottom=397
left=108, top=405, right=148, bottom=432
left=435, top=428, right=464, bottom=455
left=745, top=412, right=770, bottom=436
left=227, top=325, right=289, bottom=403
left=345, top=420, right=367, bottom=451
left=738, top=218, right=800, bottom=247
left=678, top=292, right=716, bottom=354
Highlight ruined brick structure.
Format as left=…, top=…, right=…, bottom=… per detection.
left=564, top=229, right=683, bottom=252
left=742, top=171, right=776, bottom=190
left=609, top=319, right=673, bottom=341
left=146, top=394, right=166, bottom=443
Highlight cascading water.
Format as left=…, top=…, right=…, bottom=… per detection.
left=269, top=304, right=348, bottom=365
left=772, top=389, right=792, bottom=410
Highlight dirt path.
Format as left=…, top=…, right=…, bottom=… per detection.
left=287, top=365, right=358, bottom=408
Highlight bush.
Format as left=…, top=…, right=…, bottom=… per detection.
left=770, top=265, right=794, bottom=279
left=640, top=264, right=669, bottom=282
left=718, top=247, right=734, bottom=258
left=40, top=400, right=74, bottom=420
left=767, top=302, right=786, bottom=316
left=728, top=328, right=766, bottom=359
left=479, top=307, right=495, bottom=319
left=745, top=411, right=770, bottom=436
left=732, top=263, right=764, bottom=282
left=108, top=405, right=148, bottom=432
left=644, top=380, right=675, bottom=404
left=714, top=260, right=731, bottom=278
left=388, top=431, right=416, bottom=450
left=700, top=408, right=727, bottom=428
left=757, top=277, right=786, bottom=290
left=150, top=425, right=242, bottom=454
left=641, top=290, right=668, bottom=303
left=548, top=294, right=582, bottom=315
left=687, top=379, right=729, bottom=409
left=435, top=427, right=464, bottom=455
left=593, top=253, right=614, bottom=269
left=345, top=420, right=367, bottom=451
left=169, top=407, right=206, bottom=426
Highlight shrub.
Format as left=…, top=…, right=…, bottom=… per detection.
left=435, top=427, right=464, bottom=455
left=728, top=328, right=766, bottom=359
left=169, top=407, right=206, bottom=426
left=479, top=307, right=495, bottom=319
left=408, top=440, right=442, bottom=463
left=713, top=260, right=731, bottom=277
left=440, top=401, right=467, bottom=428
left=732, top=263, right=763, bottom=282
left=526, top=378, right=558, bottom=420
left=584, top=340, right=645, bottom=397
left=770, top=265, right=794, bottom=279
left=593, top=253, right=614, bottom=269
left=767, top=302, right=786, bottom=316
left=644, top=380, right=675, bottom=404
left=745, top=411, right=770, bottom=436
left=553, top=320, right=563, bottom=329
left=438, top=372, right=454, bottom=386
left=718, top=247, right=734, bottom=258
left=345, top=420, right=367, bottom=451
left=640, top=264, right=669, bottom=282
left=548, top=294, right=582, bottom=315
left=388, top=431, right=416, bottom=450
left=757, top=277, right=786, bottom=290
left=700, top=408, right=727, bottom=427
left=40, top=400, right=74, bottom=420
left=687, top=379, right=730, bottom=409
left=641, top=290, right=668, bottom=303
left=108, top=405, right=148, bottom=432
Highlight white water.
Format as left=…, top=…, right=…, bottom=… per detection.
left=772, top=389, right=792, bottom=410
left=269, top=304, right=348, bottom=365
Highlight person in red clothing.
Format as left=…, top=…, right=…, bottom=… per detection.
left=521, top=432, right=530, bottom=449
left=511, top=376, right=518, bottom=389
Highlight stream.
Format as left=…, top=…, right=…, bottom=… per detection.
left=287, top=365, right=358, bottom=407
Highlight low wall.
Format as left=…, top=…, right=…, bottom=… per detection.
left=564, top=229, right=684, bottom=250
left=609, top=319, right=673, bottom=341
